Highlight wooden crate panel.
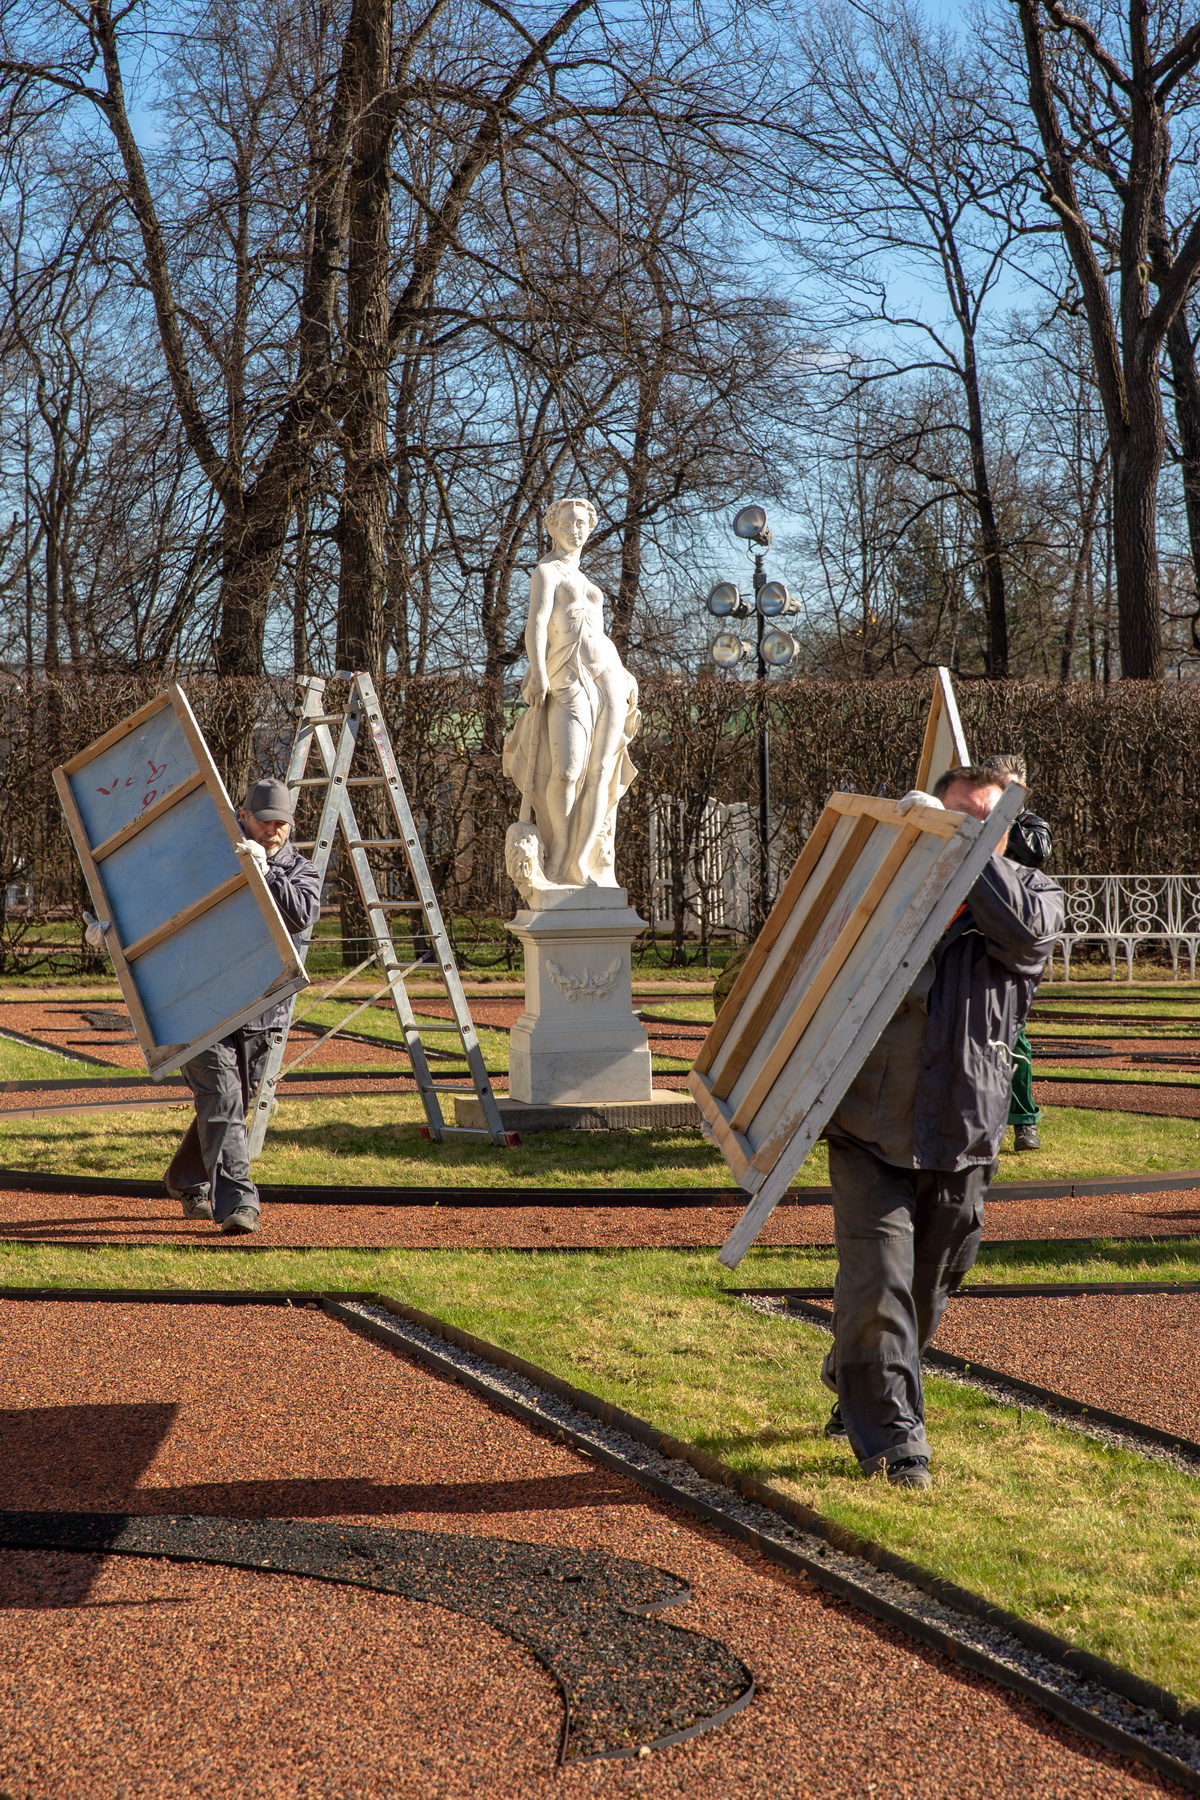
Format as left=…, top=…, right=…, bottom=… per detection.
left=734, top=827, right=954, bottom=1143
left=99, top=784, right=241, bottom=949
left=66, top=706, right=193, bottom=845
left=134, top=888, right=298, bottom=1049
left=690, top=783, right=1026, bottom=1267
left=55, top=685, right=308, bottom=1079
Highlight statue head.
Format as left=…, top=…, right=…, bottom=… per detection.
left=543, top=496, right=597, bottom=554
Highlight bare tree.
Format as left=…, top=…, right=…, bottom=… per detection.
left=1011, top=0, right=1200, bottom=677
left=777, top=0, right=1039, bottom=677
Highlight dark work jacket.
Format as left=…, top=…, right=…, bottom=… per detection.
left=246, top=840, right=322, bottom=1033
left=910, top=857, right=1064, bottom=1171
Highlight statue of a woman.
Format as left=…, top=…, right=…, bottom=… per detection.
left=503, top=497, right=641, bottom=889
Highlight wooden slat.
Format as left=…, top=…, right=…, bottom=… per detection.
left=731, top=824, right=922, bottom=1135
left=58, top=689, right=174, bottom=776
left=827, top=792, right=962, bottom=837
left=91, top=769, right=206, bottom=862
left=711, top=816, right=877, bottom=1103
left=686, top=1071, right=760, bottom=1188
left=915, top=667, right=970, bottom=792
left=123, top=871, right=247, bottom=962
left=693, top=807, right=840, bottom=1075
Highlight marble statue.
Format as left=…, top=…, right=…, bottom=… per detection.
left=503, top=497, right=641, bottom=892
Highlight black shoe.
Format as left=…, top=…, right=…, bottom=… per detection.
left=824, top=1404, right=848, bottom=1439
left=886, top=1455, right=932, bottom=1489
left=168, top=1185, right=213, bottom=1222
left=220, top=1206, right=260, bottom=1235
left=1013, top=1124, right=1040, bottom=1152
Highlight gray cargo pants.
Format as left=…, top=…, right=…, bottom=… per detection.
left=822, top=1139, right=994, bottom=1472
left=165, top=1030, right=270, bottom=1224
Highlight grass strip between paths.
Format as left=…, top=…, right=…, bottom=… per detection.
left=4, top=1239, right=1200, bottom=1712
left=2, top=1093, right=1199, bottom=1188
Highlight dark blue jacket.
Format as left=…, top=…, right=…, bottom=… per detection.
left=247, top=840, right=322, bottom=1032
left=911, top=857, right=1064, bottom=1170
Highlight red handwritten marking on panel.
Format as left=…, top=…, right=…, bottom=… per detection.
left=96, top=759, right=170, bottom=811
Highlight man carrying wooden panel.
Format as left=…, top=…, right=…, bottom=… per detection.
left=821, top=766, right=1063, bottom=1487
left=164, top=780, right=321, bottom=1234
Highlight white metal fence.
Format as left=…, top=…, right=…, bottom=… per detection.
left=1049, top=875, right=1200, bottom=980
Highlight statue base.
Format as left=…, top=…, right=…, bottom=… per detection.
left=501, top=885, right=653, bottom=1105
left=453, top=1091, right=699, bottom=1135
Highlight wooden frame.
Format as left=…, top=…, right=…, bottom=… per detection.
left=690, top=782, right=1026, bottom=1268
left=915, top=666, right=970, bottom=792
left=54, top=685, right=309, bottom=1080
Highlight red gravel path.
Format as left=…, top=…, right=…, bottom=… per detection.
left=1033, top=1080, right=1200, bottom=1119
left=2, top=1184, right=1200, bottom=1249
left=0, top=1299, right=1177, bottom=1797
left=938, top=1292, right=1200, bottom=1444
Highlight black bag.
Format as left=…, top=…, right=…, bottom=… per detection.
left=1007, top=809, right=1052, bottom=869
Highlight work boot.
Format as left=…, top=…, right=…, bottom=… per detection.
left=167, top=1183, right=213, bottom=1222
left=824, top=1404, right=848, bottom=1439
left=886, top=1456, right=932, bottom=1490
left=1013, top=1124, right=1040, bottom=1152
left=220, top=1206, right=260, bottom=1235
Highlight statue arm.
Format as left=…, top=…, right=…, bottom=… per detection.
left=524, top=564, right=554, bottom=704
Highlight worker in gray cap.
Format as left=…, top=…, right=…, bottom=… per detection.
left=164, top=778, right=321, bottom=1233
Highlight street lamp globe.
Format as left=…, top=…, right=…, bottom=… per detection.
left=710, top=631, right=751, bottom=667
left=732, top=504, right=771, bottom=545
left=707, top=581, right=748, bottom=618
left=761, top=627, right=800, bottom=667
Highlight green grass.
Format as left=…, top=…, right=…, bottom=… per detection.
left=2, top=1238, right=1200, bottom=1708
left=0, top=1037, right=123, bottom=1081
left=1, top=1098, right=1195, bottom=1188
left=4, top=1087, right=1194, bottom=1188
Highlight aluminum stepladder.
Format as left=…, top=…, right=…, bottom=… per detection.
left=246, top=672, right=515, bottom=1155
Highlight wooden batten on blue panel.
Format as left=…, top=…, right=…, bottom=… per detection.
left=54, top=685, right=309, bottom=1080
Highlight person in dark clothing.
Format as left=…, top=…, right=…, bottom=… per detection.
left=164, top=778, right=321, bottom=1234
left=978, top=754, right=1054, bottom=1152
left=821, top=767, right=1064, bottom=1487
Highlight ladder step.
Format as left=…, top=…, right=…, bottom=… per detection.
left=420, top=1082, right=480, bottom=1094
left=346, top=839, right=407, bottom=848
left=371, top=900, right=425, bottom=910
left=292, top=777, right=330, bottom=786
left=298, top=714, right=344, bottom=725
left=347, top=777, right=389, bottom=786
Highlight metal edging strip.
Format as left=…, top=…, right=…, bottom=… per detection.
left=323, top=1292, right=1200, bottom=1794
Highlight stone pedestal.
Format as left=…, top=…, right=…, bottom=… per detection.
left=504, top=885, right=652, bottom=1105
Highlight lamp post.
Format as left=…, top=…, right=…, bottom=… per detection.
left=706, top=506, right=800, bottom=931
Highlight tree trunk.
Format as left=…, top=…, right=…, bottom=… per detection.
left=1110, top=370, right=1165, bottom=678
left=1165, top=306, right=1200, bottom=603
left=960, top=329, right=1007, bottom=678
left=334, top=0, right=393, bottom=683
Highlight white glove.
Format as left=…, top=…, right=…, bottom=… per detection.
left=897, top=790, right=944, bottom=813
left=235, top=838, right=269, bottom=876
left=83, top=911, right=111, bottom=950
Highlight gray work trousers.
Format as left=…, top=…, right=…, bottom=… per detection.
left=164, top=1031, right=270, bottom=1223
left=822, top=1139, right=994, bottom=1472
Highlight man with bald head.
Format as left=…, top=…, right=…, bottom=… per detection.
left=821, top=766, right=1063, bottom=1488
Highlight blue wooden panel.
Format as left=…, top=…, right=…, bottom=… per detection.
left=134, top=887, right=296, bottom=1048
left=101, top=784, right=241, bottom=948
left=69, top=707, right=195, bottom=845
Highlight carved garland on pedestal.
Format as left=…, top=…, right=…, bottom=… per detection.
left=546, top=958, right=622, bottom=1002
